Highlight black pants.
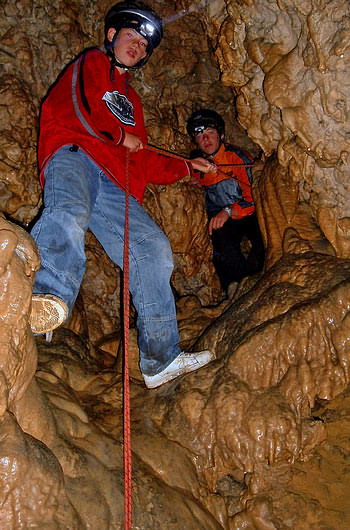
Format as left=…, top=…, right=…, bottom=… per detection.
left=210, top=212, right=264, bottom=292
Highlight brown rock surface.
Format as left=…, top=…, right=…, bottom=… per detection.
left=1, top=0, right=350, bottom=528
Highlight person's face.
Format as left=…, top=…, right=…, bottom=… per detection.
left=194, top=127, right=222, bottom=156
left=107, top=27, right=148, bottom=68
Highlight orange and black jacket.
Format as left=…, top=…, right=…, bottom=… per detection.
left=192, top=143, right=255, bottom=220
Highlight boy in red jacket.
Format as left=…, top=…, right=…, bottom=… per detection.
left=30, top=1, right=215, bottom=388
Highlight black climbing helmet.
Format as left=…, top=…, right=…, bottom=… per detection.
left=187, top=109, right=225, bottom=139
left=104, top=1, right=163, bottom=69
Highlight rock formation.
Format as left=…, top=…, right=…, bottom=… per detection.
left=1, top=0, right=350, bottom=528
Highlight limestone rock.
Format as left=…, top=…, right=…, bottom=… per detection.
left=2, top=0, right=350, bottom=528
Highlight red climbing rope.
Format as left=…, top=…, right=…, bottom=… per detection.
left=121, top=143, right=255, bottom=527
left=145, top=144, right=255, bottom=190
left=123, top=149, right=132, bottom=530
left=145, top=143, right=255, bottom=168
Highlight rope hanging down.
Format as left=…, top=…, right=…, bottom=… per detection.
left=123, top=150, right=132, bottom=530
left=121, top=143, right=256, bottom=528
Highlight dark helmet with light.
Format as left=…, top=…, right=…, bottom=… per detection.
left=187, top=109, right=225, bottom=139
left=104, top=1, right=163, bottom=69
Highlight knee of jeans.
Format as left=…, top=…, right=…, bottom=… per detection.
left=36, top=207, right=89, bottom=245
left=135, top=231, right=174, bottom=270
left=155, top=233, right=174, bottom=266
left=55, top=205, right=89, bottom=226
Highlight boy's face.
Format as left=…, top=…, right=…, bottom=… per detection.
left=107, top=27, right=148, bottom=68
left=195, top=128, right=222, bottom=156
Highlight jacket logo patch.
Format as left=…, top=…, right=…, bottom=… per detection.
left=102, top=90, right=135, bottom=127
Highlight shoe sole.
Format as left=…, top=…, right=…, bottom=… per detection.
left=30, top=295, right=68, bottom=335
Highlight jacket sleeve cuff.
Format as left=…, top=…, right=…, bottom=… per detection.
left=185, top=160, right=194, bottom=178
left=116, top=127, right=125, bottom=146
left=231, top=203, right=240, bottom=217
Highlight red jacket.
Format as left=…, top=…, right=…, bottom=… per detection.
left=38, top=48, right=191, bottom=203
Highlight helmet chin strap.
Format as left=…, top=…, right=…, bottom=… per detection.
left=112, top=54, right=130, bottom=70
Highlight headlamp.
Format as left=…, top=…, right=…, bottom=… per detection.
left=142, top=22, right=155, bottom=37
left=194, top=126, right=205, bottom=136
left=193, top=121, right=218, bottom=136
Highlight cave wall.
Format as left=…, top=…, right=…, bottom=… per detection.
left=203, top=0, right=350, bottom=266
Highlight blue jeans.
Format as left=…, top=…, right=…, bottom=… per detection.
left=31, top=145, right=181, bottom=375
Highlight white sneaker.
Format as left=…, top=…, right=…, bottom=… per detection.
left=30, top=294, right=68, bottom=335
left=143, top=350, right=214, bottom=389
